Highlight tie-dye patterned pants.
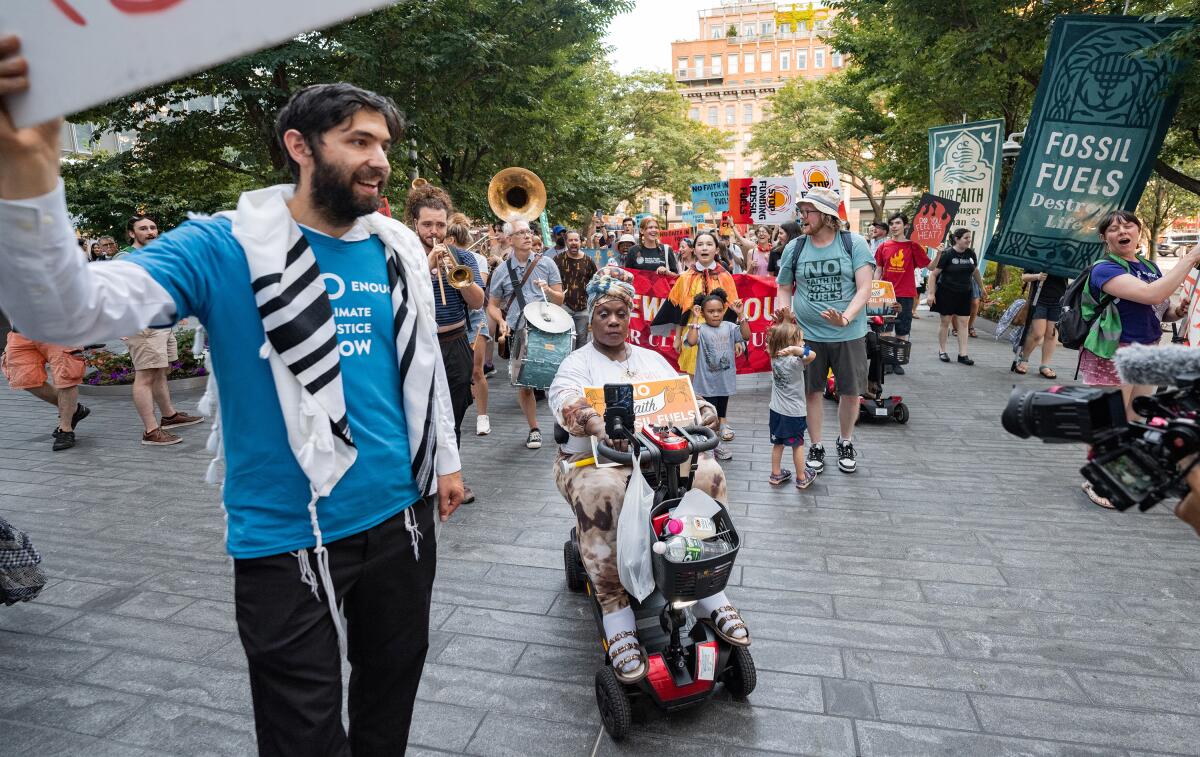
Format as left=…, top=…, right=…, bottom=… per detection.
left=554, top=451, right=727, bottom=613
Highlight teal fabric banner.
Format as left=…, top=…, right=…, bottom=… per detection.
left=985, top=15, right=1192, bottom=278
left=929, top=118, right=1004, bottom=268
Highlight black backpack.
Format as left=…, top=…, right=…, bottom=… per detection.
left=1056, top=254, right=1153, bottom=350
left=788, top=231, right=855, bottom=284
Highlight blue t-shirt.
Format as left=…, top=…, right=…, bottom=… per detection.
left=128, top=218, right=421, bottom=559
left=1089, top=258, right=1165, bottom=345
left=776, top=233, right=874, bottom=342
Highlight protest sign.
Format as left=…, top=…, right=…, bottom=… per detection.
left=867, top=280, right=898, bottom=317
left=985, top=15, right=1192, bottom=278
left=3, top=0, right=398, bottom=128
left=928, top=118, right=1004, bottom=268
left=625, top=269, right=777, bottom=374
left=909, top=193, right=961, bottom=249
left=793, top=160, right=847, bottom=220
left=682, top=211, right=704, bottom=226
left=583, top=378, right=701, bottom=432
left=660, top=228, right=690, bottom=251
left=690, top=182, right=729, bottom=214
left=581, top=248, right=613, bottom=269
left=728, top=176, right=798, bottom=225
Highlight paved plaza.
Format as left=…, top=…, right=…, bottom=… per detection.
left=1, top=314, right=1199, bottom=756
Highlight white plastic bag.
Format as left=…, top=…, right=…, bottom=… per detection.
left=616, top=451, right=656, bottom=602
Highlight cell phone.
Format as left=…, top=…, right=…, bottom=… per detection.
left=603, top=383, right=635, bottom=439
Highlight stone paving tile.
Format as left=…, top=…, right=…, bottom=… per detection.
left=2, top=314, right=1199, bottom=755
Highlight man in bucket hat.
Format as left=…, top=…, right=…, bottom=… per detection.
left=774, top=186, right=874, bottom=475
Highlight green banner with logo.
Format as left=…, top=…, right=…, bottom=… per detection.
left=929, top=118, right=1004, bottom=269
left=985, top=15, right=1192, bottom=278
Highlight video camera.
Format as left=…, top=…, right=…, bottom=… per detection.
left=1002, top=375, right=1200, bottom=512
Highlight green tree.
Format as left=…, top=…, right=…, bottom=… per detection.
left=63, top=0, right=635, bottom=231
left=750, top=73, right=902, bottom=221
left=606, top=71, right=730, bottom=209
left=1137, top=167, right=1200, bottom=258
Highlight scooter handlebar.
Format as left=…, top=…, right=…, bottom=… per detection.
left=680, top=424, right=720, bottom=454
left=595, top=439, right=635, bottom=466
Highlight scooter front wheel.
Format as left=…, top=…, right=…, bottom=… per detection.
left=893, top=402, right=910, bottom=424
left=723, top=646, right=757, bottom=699
left=595, top=667, right=632, bottom=740
left=563, top=540, right=586, bottom=592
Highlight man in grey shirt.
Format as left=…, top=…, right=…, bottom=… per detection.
left=486, top=218, right=563, bottom=449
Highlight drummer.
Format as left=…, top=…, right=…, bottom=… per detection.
left=487, top=218, right=564, bottom=450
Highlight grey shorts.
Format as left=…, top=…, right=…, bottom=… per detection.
left=804, top=337, right=868, bottom=397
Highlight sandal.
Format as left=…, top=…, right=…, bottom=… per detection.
left=606, top=630, right=648, bottom=683
left=702, top=605, right=751, bottom=647
left=968, top=328, right=979, bottom=338
left=938, top=352, right=951, bottom=363
left=1038, top=365, right=1057, bottom=379
left=768, top=469, right=793, bottom=486
left=721, top=426, right=735, bottom=442
left=1011, top=359, right=1028, bottom=375
left=795, top=467, right=817, bottom=490
left=1081, top=481, right=1116, bottom=510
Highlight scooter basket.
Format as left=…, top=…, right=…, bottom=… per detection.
left=648, top=498, right=740, bottom=603
left=878, top=335, right=911, bottom=366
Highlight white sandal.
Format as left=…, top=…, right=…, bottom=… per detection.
left=606, top=630, right=647, bottom=683
left=702, top=605, right=751, bottom=647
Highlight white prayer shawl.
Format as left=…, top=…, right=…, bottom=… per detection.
left=212, top=184, right=457, bottom=656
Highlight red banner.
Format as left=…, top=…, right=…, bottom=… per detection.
left=659, top=228, right=690, bottom=251
left=626, top=269, right=779, bottom=374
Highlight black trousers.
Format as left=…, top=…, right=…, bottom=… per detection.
left=439, top=332, right=474, bottom=448
left=234, top=498, right=438, bottom=757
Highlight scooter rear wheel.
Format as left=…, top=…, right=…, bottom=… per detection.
left=893, top=402, right=910, bottom=424
left=563, top=540, right=586, bottom=592
left=723, top=646, right=757, bottom=699
left=595, top=667, right=632, bottom=740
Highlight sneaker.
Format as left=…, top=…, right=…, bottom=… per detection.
left=483, top=363, right=497, bottom=378
left=476, top=414, right=491, bottom=436
left=836, top=438, right=857, bottom=474
left=768, top=469, right=793, bottom=486
left=714, top=443, right=733, bottom=461
left=957, top=355, right=975, bottom=366
left=462, top=486, right=476, bottom=505
left=51, top=430, right=76, bottom=451
left=892, top=364, right=906, bottom=376
left=142, top=427, right=182, bottom=446
left=806, top=444, right=826, bottom=474
left=526, top=428, right=542, bottom=449
left=71, top=403, right=90, bottom=429
left=161, top=411, right=203, bottom=429
left=796, top=466, right=817, bottom=489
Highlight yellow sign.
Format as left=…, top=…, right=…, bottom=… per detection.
left=775, top=3, right=831, bottom=30
left=867, top=280, right=898, bottom=316
left=583, top=377, right=701, bottom=431
left=694, top=200, right=713, bottom=214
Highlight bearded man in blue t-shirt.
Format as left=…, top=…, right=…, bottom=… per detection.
left=0, top=51, right=464, bottom=755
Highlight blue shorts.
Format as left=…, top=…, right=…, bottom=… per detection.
left=467, top=308, right=489, bottom=343
left=769, top=410, right=807, bottom=448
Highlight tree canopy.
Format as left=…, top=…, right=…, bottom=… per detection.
left=62, top=0, right=721, bottom=238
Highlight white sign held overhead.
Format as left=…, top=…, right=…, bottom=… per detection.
left=793, top=160, right=847, bottom=219
left=2, top=0, right=398, bottom=128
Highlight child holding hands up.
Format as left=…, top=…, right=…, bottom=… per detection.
left=685, top=289, right=750, bottom=460
left=767, top=320, right=818, bottom=489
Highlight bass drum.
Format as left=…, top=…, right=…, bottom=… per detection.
left=511, top=301, right=575, bottom=390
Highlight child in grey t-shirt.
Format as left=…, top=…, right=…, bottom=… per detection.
left=685, top=289, right=750, bottom=461
left=767, top=320, right=818, bottom=489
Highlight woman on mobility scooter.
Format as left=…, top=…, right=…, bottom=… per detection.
left=548, top=267, right=751, bottom=685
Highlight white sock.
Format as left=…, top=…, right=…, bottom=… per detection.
left=601, top=606, right=641, bottom=674
left=838, top=436, right=852, bottom=445
left=696, top=591, right=748, bottom=641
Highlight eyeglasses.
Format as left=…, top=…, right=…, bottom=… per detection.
left=800, top=209, right=824, bottom=217
left=510, top=230, right=533, bottom=237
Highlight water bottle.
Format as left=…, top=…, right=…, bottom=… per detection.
left=654, top=536, right=731, bottom=563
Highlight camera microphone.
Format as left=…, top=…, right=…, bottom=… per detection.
left=1114, top=344, right=1200, bottom=386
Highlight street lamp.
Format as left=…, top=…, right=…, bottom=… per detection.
left=1002, top=130, right=1025, bottom=160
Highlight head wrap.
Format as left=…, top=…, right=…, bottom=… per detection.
left=586, top=265, right=636, bottom=315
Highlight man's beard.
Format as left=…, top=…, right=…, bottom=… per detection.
left=310, top=151, right=388, bottom=226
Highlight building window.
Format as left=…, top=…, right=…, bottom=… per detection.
left=742, top=23, right=754, bottom=37
left=726, top=162, right=735, bottom=176
left=744, top=53, right=755, bottom=73
left=727, top=53, right=738, bottom=74
left=711, top=55, right=722, bottom=75
left=743, top=103, right=754, bottom=123
left=693, top=55, right=704, bottom=76
left=71, top=123, right=95, bottom=153
left=689, top=107, right=700, bottom=121
left=711, top=25, right=723, bottom=39
left=725, top=105, right=736, bottom=125
left=780, top=50, right=790, bottom=70
left=780, top=23, right=792, bottom=34
left=760, top=51, right=772, bottom=72
left=707, top=106, right=718, bottom=126
left=814, top=48, right=825, bottom=68
left=797, top=49, right=807, bottom=69
left=832, top=52, right=844, bottom=68
left=761, top=21, right=773, bottom=35
left=677, top=57, right=688, bottom=78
